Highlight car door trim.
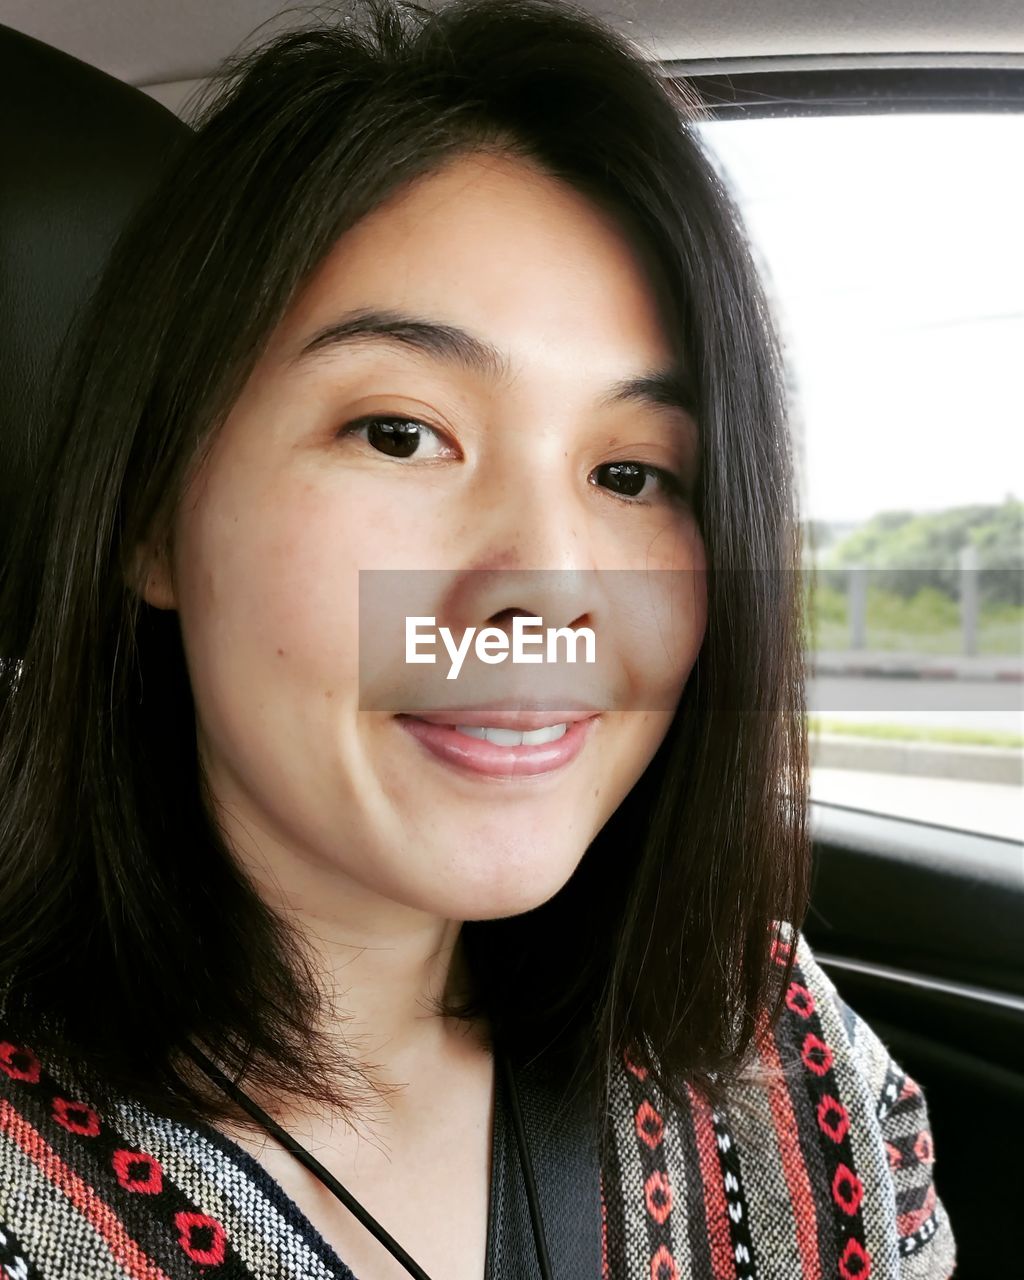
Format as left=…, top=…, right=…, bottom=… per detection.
left=814, top=950, right=1024, bottom=1013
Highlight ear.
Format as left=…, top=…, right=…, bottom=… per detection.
left=128, top=536, right=178, bottom=611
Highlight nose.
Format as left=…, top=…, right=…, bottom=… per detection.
left=445, top=569, right=596, bottom=648
left=443, top=457, right=602, bottom=640
left=469, top=449, right=598, bottom=576
left=431, top=563, right=606, bottom=713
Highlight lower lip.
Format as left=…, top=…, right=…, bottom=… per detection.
left=395, top=715, right=598, bottom=778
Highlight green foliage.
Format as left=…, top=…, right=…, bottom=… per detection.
left=819, top=497, right=1023, bottom=605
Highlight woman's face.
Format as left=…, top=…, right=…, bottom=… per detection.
left=145, top=151, right=706, bottom=922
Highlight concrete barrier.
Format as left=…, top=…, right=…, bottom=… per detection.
left=810, top=733, right=1024, bottom=786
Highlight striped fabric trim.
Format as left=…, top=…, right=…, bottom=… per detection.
left=661, top=1073, right=713, bottom=1278
left=767, top=935, right=843, bottom=1279
left=0, top=1033, right=355, bottom=1280
left=111, top=1099, right=355, bottom=1280
left=729, top=1024, right=815, bottom=1280
left=0, top=1040, right=242, bottom=1280
left=604, top=1043, right=666, bottom=1273
left=831, top=992, right=956, bottom=1274
left=689, top=1084, right=750, bottom=1279
left=0, top=1098, right=169, bottom=1280
left=599, top=1171, right=609, bottom=1278
left=688, top=1080, right=732, bottom=1277
left=783, top=956, right=877, bottom=1280
left=795, top=934, right=958, bottom=1279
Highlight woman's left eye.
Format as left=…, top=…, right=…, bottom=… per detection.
left=590, top=461, right=685, bottom=504
left=336, top=415, right=454, bottom=460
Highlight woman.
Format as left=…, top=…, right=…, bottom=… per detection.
left=0, top=1, right=955, bottom=1277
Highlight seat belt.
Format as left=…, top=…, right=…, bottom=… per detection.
left=486, top=1038, right=603, bottom=1280
left=183, top=1033, right=603, bottom=1279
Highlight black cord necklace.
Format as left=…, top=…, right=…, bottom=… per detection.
left=179, top=1038, right=554, bottom=1280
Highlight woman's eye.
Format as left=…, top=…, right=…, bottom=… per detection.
left=338, top=415, right=453, bottom=460
left=591, top=460, right=685, bottom=504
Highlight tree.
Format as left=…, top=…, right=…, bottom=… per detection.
left=823, top=499, right=1022, bottom=605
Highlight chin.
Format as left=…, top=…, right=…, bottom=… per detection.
left=431, top=843, right=585, bottom=922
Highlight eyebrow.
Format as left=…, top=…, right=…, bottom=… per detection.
left=290, top=307, right=697, bottom=418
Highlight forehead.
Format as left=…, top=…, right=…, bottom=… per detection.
left=271, top=150, right=676, bottom=373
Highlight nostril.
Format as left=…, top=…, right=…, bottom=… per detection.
left=490, top=607, right=535, bottom=623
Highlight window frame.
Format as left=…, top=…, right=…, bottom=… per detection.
left=658, top=57, right=1024, bottom=988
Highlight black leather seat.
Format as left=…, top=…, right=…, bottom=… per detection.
left=0, top=22, right=188, bottom=642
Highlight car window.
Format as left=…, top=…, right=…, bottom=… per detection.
left=696, top=110, right=1024, bottom=841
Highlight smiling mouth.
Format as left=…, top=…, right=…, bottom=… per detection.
left=394, top=709, right=600, bottom=778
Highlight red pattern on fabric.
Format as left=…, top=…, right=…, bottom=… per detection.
left=0, top=1043, right=41, bottom=1085
left=649, top=1244, right=680, bottom=1280
left=635, top=1100, right=665, bottom=1150
left=0, top=1098, right=173, bottom=1280
left=838, top=1236, right=872, bottom=1279
left=52, top=1098, right=102, bottom=1137
left=644, top=1169, right=673, bottom=1225
left=624, top=1046, right=649, bottom=1081
left=800, top=1034, right=834, bottom=1077
left=785, top=983, right=816, bottom=1019
left=770, top=936, right=793, bottom=967
left=913, top=1131, right=935, bottom=1164
left=816, top=1095, right=850, bottom=1144
left=174, top=1211, right=227, bottom=1265
left=112, top=1149, right=164, bottom=1195
left=600, top=1172, right=610, bottom=1280
left=831, top=1163, right=865, bottom=1216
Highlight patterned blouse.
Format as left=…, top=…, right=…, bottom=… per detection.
left=0, top=928, right=956, bottom=1279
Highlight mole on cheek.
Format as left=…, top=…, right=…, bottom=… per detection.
left=276, top=648, right=286, bottom=657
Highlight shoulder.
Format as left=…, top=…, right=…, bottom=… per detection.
left=0, top=1031, right=197, bottom=1279
left=0, top=1023, right=358, bottom=1280
left=602, top=925, right=957, bottom=1280
left=0, top=1032, right=122, bottom=1278
left=783, top=926, right=962, bottom=1274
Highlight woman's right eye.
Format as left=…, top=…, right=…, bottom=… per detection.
left=337, top=415, right=455, bottom=460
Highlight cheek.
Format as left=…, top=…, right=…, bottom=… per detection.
left=174, top=477, right=370, bottom=700
left=673, top=520, right=708, bottom=652
left=618, top=518, right=707, bottom=708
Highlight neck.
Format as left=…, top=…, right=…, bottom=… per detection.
left=193, top=858, right=491, bottom=1140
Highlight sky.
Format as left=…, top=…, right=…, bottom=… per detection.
left=697, top=113, right=1024, bottom=525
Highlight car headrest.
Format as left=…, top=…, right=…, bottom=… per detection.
left=0, top=22, right=189, bottom=567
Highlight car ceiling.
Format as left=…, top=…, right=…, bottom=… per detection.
left=2, top=0, right=1024, bottom=116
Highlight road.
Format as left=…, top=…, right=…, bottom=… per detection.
left=805, top=674, right=1022, bottom=842
left=811, top=767, right=1023, bottom=843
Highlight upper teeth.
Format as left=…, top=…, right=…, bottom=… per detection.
left=455, top=724, right=568, bottom=746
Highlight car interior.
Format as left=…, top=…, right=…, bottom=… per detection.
left=0, top=2, right=1021, bottom=1276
